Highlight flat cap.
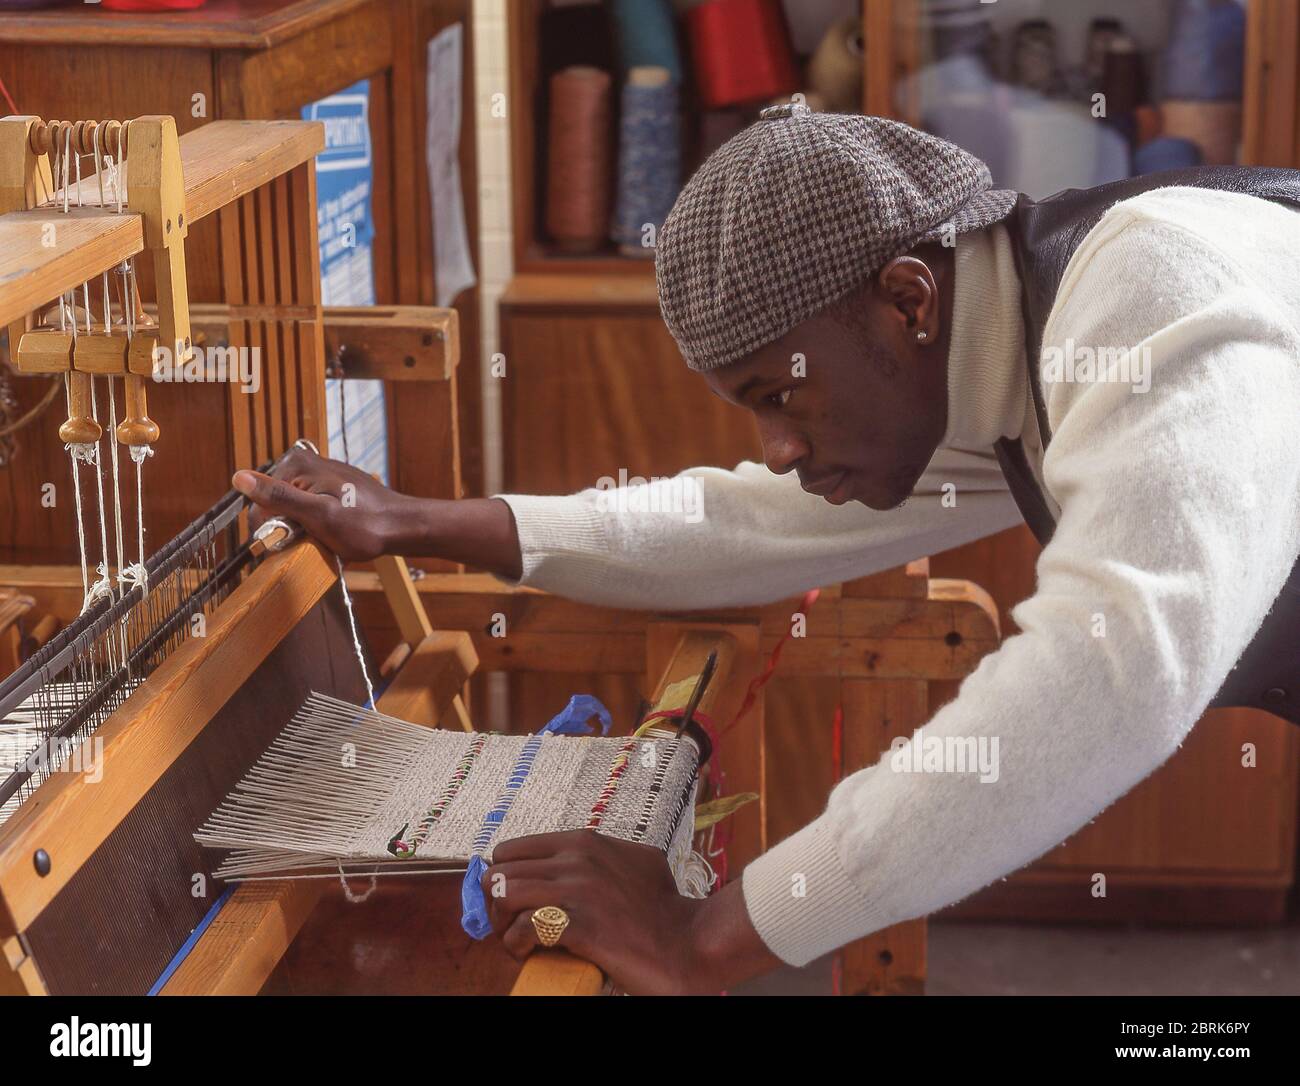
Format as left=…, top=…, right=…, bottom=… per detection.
left=656, top=104, right=1016, bottom=371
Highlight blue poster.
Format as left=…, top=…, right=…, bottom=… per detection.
left=303, top=80, right=389, bottom=483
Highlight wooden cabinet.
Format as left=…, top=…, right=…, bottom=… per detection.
left=0, top=0, right=480, bottom=567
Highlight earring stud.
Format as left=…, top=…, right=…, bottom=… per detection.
left=916, top=330, right=928, bottom=342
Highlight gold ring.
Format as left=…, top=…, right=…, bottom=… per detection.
left=530, top=906, right=570, bottom=947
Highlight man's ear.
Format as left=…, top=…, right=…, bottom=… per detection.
left=876, top=256, right=939, bottom=340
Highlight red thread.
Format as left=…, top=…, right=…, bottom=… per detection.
left=718, top=587, right=819, bottom=740
left=640, top=588, right=822, bottom=887
left=637, top=708, right=718, bottom=731
left=0, top=75, right=17, bottom=116
left=831, top=702, right=844, bottom=781
left=101, top=0, right=206, bottom=10
left=664, top=588, right=825, bottom=886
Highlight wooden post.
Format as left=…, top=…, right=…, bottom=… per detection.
left=126, top=116, right=191, bottom=367
left=0, top=934, right=45, bottom=996
left=646, top=622, right=764, bottom=870
left=832, top=564, right=931, bottom=996
left=835, top=678, right=929, bottom=996
left=0, top=115, right=51, bottom=356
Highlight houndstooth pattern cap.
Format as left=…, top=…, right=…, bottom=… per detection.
left=656, top=104, right=1017, bottom=371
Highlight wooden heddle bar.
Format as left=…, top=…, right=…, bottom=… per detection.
left=0, top=118, right=323, bottom=332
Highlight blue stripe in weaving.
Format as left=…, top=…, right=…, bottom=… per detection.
left=459, top=695, right=612, bottom=939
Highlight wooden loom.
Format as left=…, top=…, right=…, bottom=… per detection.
left=0, top=113, right=481, bottom=995
left=0, top=551, right=1001, bottom=996
left=0, top=114, right=1005, bottom=997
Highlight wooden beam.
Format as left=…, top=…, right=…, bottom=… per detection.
left=0, top=211, right=143, bottom=329
left=0, top=934, right=45, bottom=995
left=372, top=555, right=435, bottom=645
left=371, top=631, right=479, bottom=730
left=166, top=120, right=324, bottom=227
left=0, top=566, right=1001, bottom=679
left=322, top=306, right=459, bottom=382
left=347, top=571, right=1000, bottom=642
left=509, top=948, right=608, bottom=996
left=0, top=120, right=322, bottom=329
left=352, top=627, right=990, bottom=681
left=157, top=880, right=324, bottom=998
left=185, top=303, right=460, bottom=383
left=0, top=589, right=35, bottom=677
left=0, top=1, right=380, bottom=49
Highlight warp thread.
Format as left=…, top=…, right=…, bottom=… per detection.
left=336, top=554, right=375, bottom=709
left=612, top=66, right=680, bottom=256
left=545, top=66, right=614, bottom=254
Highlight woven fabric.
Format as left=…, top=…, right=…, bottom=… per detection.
left=195, top=694, right=701, bottom=889
left=655, top=103, right=1016, bottom=371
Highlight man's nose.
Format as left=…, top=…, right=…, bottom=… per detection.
left=758, top=421, right=807, bottom=476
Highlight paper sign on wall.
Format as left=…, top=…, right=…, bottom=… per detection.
left=303, top=80, right=389, bottom=483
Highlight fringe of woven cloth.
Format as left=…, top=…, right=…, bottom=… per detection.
left=196, top=692, right=708, bottom=896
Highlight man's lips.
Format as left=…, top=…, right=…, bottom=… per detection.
left=801, top=470, right=848, bottom=498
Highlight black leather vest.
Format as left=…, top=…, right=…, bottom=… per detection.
left=992, top=166, right=1300, bottom=725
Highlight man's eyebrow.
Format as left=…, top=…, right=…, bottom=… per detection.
left=732, top=374, right=774, bottom=401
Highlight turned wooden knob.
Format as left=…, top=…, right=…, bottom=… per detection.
left=28, top=121, right=49, bottom=155
left=102, top=119, right=125, bottom=157
left=59, top=371, right=103, bottom=445
left=116, top=374, right=159, bottom=447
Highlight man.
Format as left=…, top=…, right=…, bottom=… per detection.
left=234, top=106, right=1300, bottom=994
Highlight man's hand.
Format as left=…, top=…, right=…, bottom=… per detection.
left=231, top=446, right=524, bottom=578
left=232, top=447, right=407, bottom=561
left=483, top=830, right=780, bottom=995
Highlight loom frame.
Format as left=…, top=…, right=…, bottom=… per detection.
left=1, top=557, right=1001, bottom=996
left=0, top=112, right=1005, bottom=998
left=0, top=114, right=479, bottom=994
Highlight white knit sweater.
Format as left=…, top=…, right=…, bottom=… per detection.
left=497, top=187, right=1300, bottom=967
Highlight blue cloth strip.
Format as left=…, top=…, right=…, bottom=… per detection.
left=459, top=695, right=611, bottom=939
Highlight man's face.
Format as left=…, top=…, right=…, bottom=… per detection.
left=702, top=253, right=952, bottom=511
